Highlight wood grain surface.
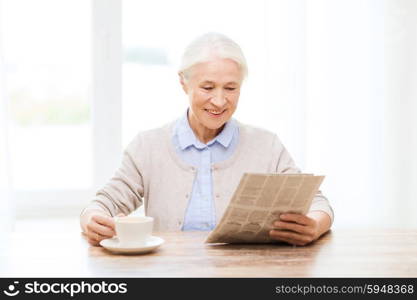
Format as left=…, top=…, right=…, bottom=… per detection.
left=1, top=219, right=416, bottom=277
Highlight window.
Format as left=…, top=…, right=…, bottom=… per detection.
left=1, top=0, right=98, bottom=217
left=2, top=0, right=92, bottom=190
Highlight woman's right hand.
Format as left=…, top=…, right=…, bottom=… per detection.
left=85, top=213, right=124, bottom=246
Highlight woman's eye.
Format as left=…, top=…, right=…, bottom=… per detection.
left=225, top=87, right=236, bottom=91
left=203, top=87, right=213, bottom=90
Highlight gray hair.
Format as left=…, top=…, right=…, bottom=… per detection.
left=179, top=32, right=248, bottom=81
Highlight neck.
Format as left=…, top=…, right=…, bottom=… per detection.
left=188, top=113, right=223, bottom=144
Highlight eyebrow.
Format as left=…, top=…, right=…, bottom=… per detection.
left=200, top=80, right=239, bottom=85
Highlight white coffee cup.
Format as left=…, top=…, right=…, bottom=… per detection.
left=114, top=216, right=154, bottom=246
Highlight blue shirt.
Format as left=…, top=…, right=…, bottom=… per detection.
left=172, top=110, right=239, bottom=231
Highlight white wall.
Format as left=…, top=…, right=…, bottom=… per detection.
left=305, top=0, right=417, bottom=228
left=384, top=0, right=417, bottom=227
left=0, top=0, right=14, bottom=232
left=305, top=0, right=385, bottom=228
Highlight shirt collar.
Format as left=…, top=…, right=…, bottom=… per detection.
left=175, top=109, right=237, bottom=150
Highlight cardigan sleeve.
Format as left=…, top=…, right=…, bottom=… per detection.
left=272, top=134, right=334, bottom=224
left=80, top=136, right=145, bottom=218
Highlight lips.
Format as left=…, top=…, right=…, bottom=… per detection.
left=205, top=109, right=226, bottom=117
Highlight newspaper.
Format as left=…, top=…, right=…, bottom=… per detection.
left=205, top=173, right=324, bottom=244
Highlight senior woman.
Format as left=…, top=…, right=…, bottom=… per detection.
left=80, top=33, right=334, bottom=247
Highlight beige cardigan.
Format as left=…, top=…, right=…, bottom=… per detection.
left=81, top=120, right=334, bottom=231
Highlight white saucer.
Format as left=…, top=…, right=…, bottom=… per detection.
left=100, top=236, right=164, bottom=254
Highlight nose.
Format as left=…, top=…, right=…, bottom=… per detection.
left=210, top=89, right=227, bottom=107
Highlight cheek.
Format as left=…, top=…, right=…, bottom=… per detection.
left=189, top=90, right=210, bottom=107
left=228, top=93, right=240, bottom=107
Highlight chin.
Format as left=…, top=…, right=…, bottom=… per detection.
left=201, top=117, right=228, bottom=130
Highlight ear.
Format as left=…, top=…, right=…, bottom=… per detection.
left=178, top=72, right=188, bottom=94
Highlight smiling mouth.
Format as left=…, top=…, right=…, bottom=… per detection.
left=205, top=109, right=226, bottom=117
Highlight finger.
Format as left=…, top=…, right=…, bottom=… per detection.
left=86, top=226, right=103, bottom=239
left=273, top=221, right=314, bottom=236
left=273, top=235, right=306, bottom=246
left=92, top=214, right=116, bottom=229
left=87, top=221, right=115, bottom=238
left=269, top=229, right=311, bottom=245
left=270, top=232, right=309, bottom=246
left=280, top=213, right=313, bottom=226
left=87, top=238, right=100, bottom=246
left=89, top=230, right=108, bottom=242
left=269, top=230, right=301, bottom=245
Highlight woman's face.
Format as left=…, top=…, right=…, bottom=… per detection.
left=181, top=58, right=243, bottom=133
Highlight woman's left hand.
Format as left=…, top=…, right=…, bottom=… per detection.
left=269, top=213, right=320, bottom=246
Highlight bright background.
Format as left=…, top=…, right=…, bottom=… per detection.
left=0, top=0, right=416, bottom=232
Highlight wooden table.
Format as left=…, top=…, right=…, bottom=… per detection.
left=1, top=221, right=417, bottom=277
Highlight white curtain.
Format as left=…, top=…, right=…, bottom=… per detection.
left=0, top=0, right=14, bottom=234
left=384, top=0, right=417, bottom=227
left=304, top=0, right=417, bottom=228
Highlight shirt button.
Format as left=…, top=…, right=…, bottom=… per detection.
left=185, top=194, right=189, bottom=198
left=215, top=194, right=220, bottom=198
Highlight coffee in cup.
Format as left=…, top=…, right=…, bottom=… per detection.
left=114, top=216, right=154, bottom=246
